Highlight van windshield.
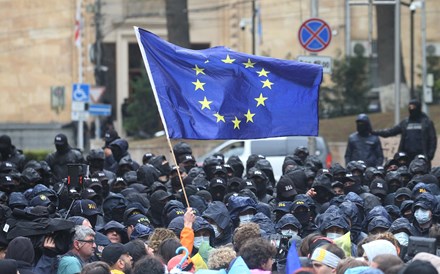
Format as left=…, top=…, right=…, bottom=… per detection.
left=251, top=137, right=324, bottom=157
left=219, top=141, right=245, bottom=158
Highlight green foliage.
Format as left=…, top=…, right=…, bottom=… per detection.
left=320, top=53, right=371, bottom=118
left=123, top=69, right=163, bottom=137
left=24, top=150, right=50, bottom=161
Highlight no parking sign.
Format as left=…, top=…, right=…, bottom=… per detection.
left=298, top=18, right=332, bottom=52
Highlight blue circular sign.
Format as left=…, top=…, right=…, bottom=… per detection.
left=298, top=18, right=332, bottom=52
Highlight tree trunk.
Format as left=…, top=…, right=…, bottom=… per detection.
left=165, top=0, right=190, bottom=48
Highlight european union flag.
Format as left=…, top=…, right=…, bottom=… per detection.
left=134, top=27, right=322, bottom=140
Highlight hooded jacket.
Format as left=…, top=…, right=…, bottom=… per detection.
left=202, top=201, right=233, bottom=247
left=275, top=214, right=302, bottom=233
left=5, top=236, right=35, bottom=274
left=345, top=114, right=384, bottom=167
left=45, top=146, right=84, bottom=182
left=1, top=145, right=26, bottom=172
left=251, top=212, right=276, bottom=236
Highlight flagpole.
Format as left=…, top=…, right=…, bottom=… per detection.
left=165, top=138, right=190, bottom=208
left=134, top=27, right=190, bottom=207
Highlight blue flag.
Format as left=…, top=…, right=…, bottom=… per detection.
left=134, top=27, right=322, bottom=140
left=286, top=240, right=301, bottom=274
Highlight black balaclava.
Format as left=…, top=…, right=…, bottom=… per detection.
left=293, top=208, right=311, bottom=226
left=356, top=121, right=370, bottom=137
left=408, top=99, right=422, bottom=120
left=111, top=146, right=124, bottom=162
left=343, top=177, right=362, bottom=195
left=0, top=135, right=12, bottom=160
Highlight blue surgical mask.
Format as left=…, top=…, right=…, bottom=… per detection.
left=326, top=232, right=342, bottom=239
left=414, top=208, right=431, bottom=224
left=239, top=214, right=254, bottom=224
left=393, top=232, right=409, bottom=246
left=194, top=236, right=210, bottom=248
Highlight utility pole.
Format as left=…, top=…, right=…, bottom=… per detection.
left=76, top=0, right=84, bottom=151
left=94, top=0, right=102, bottom=139
left=94, top=0, right=103, bottom=86
left=394, top=0, right=401, bottom=125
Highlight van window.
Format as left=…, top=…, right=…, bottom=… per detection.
left=219, top=141, right=245, bottom=158
left=251, top=139, right=288, bottom=156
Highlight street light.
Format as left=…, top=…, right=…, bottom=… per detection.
left=409, top=1, right=428, bottom=113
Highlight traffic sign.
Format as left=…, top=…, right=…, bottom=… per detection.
left=72, top=83, right=90, bottom=102
left=297, top=55, right=332, bottom=74
left=298, top=18, right=332, bottom=52
left=89, top=104, right=112, bottom=116
left=71, top=110, right=89, bottom=121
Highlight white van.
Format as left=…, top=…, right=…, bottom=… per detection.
left=197, top=136, right=332, bottom=181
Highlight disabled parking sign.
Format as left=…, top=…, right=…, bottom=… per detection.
left=298, top=18, right=332, bottom=52
left=72, top=83, right=90, bottom=102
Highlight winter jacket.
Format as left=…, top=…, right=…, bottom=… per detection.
left=374, top=112, right=437, bottom=160
left=2, top=146, right=26, bottom=172
left=345, top=133, right=383, bottom=167
left=45, top=147, right=84, bottom=181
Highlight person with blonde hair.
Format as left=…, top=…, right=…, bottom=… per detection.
left=207, top=246, right=236, bottom=270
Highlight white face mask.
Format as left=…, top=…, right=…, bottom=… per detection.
left=211, top=224, right=221, bottom=238
left=193, top=236, right=210, bottom=249
left=393, top=232, right=409, bottom=246
left=281, top=229, right=298, bottom=237
left=326, top=232, right=343, bottom=240
left=239, top=214, right=254, bottom=224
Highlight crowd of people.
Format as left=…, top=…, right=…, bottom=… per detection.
left=0, top=100, right=438, bottom=274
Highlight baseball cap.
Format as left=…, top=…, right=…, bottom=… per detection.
left=71, top=199, right=100, bottom=216
left=179, top=154, right=196, bottom=164
left=213, top=165, right=227, bottom=175
left=0, top=174, right=15, bottom=186
left=0, top=162, right=17, bottom=174
left=331, top=180, right=344, bottom=188
left=240, top=179, right=256, bottom=193
left=104, top=129, right=120, bottom=146
left=291, top=199, right=309, bottom=211
left=54, top=133, right=67, bottom=145
left=276, top=176, right=297, bottom=199
left=209, top=178, right=227, bottom=189
left=370, top=179, right=388, bottom=196
left=101, top=243, right=130, bottom=266
left=125, top=214, right=150, bottom=227
left=413, top=192, right=436, bottom=211
left=150, top=190, right=173, bottom=202
left=395, top=187, right=412, bottom=199
left=274, top=201, right=293, bottom=213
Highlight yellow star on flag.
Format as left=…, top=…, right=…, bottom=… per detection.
left=232, top=116, right=241, bottom=129
left=221, top=54, right=235, bottom=64
left=243, top=58, right=256, bottom=68
left=192, top=79, right=206, bottom=91
left=255, top=93, right=268, bottom=107
left=192, top=65, right=205, bottom=75
left=213, top=112, right=225, bottom=123
left=199, top=96, right=212, bottom=110
left=244, top=109, right=255, bottom=123
left=261, top=79, right=274, bottom=89
left=257, top=68, right=270, bottom=77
